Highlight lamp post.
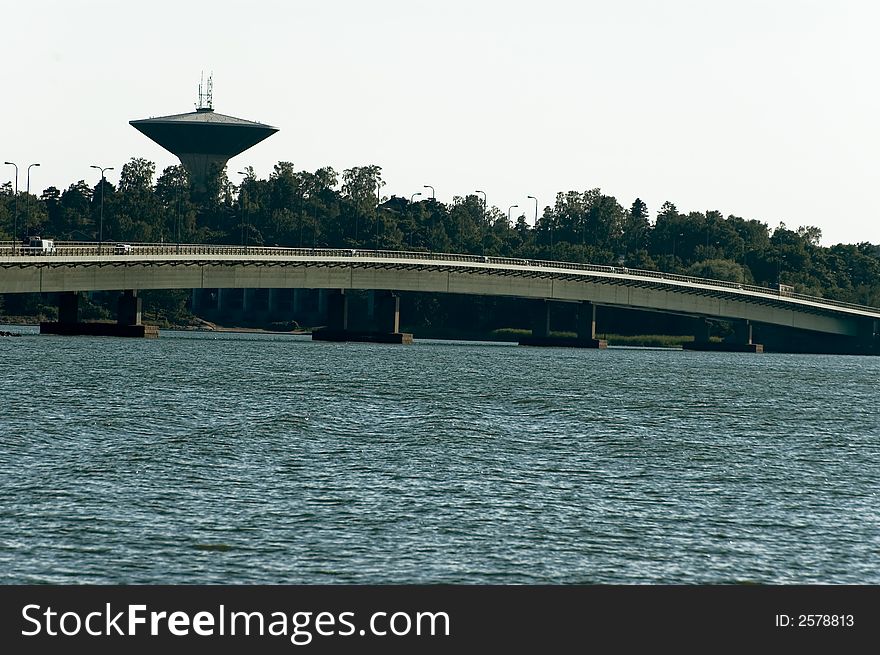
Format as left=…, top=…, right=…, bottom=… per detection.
left=3, top=162, right=18, bottom=254
left=90, top=165, right=113, bottom=254
left=671, top=231, right=683, bottom=272
left=26, top=163, right=40, bottom=239
left=423, top=185, right=436, bottom=247
left=409, top=192, right=421, bottom=248
left=507, top=205, right=518, bottom=255
left=176, top=171, right=183, bottom=252
left=237, top=171, right=248, bottom=251
left=475, top=190, right=487, bottom=252
left=375, top=180, right=382, bottom=250
left=475, top=190, right=486, bottom=217
left=527, top=195, right=538, bottom=229
left=313, top=201, right=318, bottom=249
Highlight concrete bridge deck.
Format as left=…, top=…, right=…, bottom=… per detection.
left=1, top=242, right=879, bottom=339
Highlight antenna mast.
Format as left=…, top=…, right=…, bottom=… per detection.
left=196, top=71, right=213, bottom=111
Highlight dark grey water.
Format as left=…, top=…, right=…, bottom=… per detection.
left=1, top=326, right=878, bottom=584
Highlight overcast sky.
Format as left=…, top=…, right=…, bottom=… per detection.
left=3, top=0, right=878, bottom=245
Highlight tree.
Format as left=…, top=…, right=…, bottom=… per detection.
left=155, top=165, right=193, bottom=243
left=113, top=158, right=159, bottom=241
left=622, top=197, right=650, bottom=256
left=685, top=258, right=747, bottom=283
left=118, top=157, right=155, bottom=194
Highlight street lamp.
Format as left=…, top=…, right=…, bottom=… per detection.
left=26, top=163, right=40, bottom=239
left=671, top=231, right=684, bottom=271
left=423, top=185, right=436, bottom=246
left=527, top=195, right=538, bottom=228
left=237, top=171, right=248, bottom=250
left=176, top=171, right=183, bottom=252
left=90, top=165, right=113, bottom=254
left=508, top=204, right=518, bottom=227
left=475, top=190, right=487, bottom=251
left=375, top=180, right=382, bottom=250
left=408, top=192, right=421, bottom=248
left=475, top=190, right=486, bottom=215
left=3, top=162, right=18, bottom=253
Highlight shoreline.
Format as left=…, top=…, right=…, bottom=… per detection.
left=0, top=318, right=691, bottom=348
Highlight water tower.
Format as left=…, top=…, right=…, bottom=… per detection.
left=129, top=76, right=279, bottom=192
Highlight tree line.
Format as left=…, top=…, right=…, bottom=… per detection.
left=2, top=157, right=879, bottom=310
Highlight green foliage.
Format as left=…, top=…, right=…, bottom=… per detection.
left=10, top=155, right=879, bottom=326
left=604, top=334, right=695, bottom=347
left=685, top=259, right=747, bottom=283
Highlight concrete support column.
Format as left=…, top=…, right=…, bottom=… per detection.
left=366, top=291, right=376, bottom=325
left=857, top=318, right=878, bottom=341
left=313, top=289, right=411, bottom=344
left=731, top=320, right=754, bottom=345
left=117, top=290, right=142, bottom=326
left=42, top=289, right=156, bottom=338
left=58, top=292, right=80, bottom=324
left=375, top=291, right=400, bottom=334
left=216, top=288, right=224, bottom=312
left=317, top=289, right=329, bottom=316
left=191, top=288, right=201, bottom=313
left=531, top=300, right=550, bottom=338
left=293, top=289, right=305, bottom=315
left=856, top=318, right=879, bottom=354
left=326, top=289, right=348, bottom=331
left=242, top=288, right=252, bottom=313
left=685, top=318, right=762, bottom=352
left=520, top=299, right=606, bottom=348
left=577, top=301, right=597, bottom=340
left=693, top=318, right=711, bottom=344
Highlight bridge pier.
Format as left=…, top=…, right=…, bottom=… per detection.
left=683, top=318, right=762, bottom=352
left=117, top=289, right=142, bottom=326
left=854, top=318, right=880, bottom=354
left=41, top=290, right=158, bottom=338
left=312, top=290, right=412, bottom=344
left=58, top=291, right=80, bottom=325
left=575, top=301, right=608, bottom=348
left=519, top=300, right=607, bottom=348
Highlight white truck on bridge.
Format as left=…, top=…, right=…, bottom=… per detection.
left=21, top=236, right=56, bottom=255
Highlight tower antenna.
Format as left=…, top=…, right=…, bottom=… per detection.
left=206, top=72, right=213, bottom=109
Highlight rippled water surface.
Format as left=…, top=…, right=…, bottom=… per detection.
left=1, top=326, right=878, bottom=583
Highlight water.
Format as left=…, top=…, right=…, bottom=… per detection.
left=1, top=326, right=878, bottom=584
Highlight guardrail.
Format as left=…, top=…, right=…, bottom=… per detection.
left=2, top=240, right=878, bottom=315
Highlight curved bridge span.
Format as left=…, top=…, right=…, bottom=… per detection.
left=2, top=242, right=879, bottom=339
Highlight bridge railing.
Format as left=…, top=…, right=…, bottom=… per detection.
left=4, top=241, right=878, bottom=315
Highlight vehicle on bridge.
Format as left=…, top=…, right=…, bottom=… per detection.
left=776, top=283, right=794, bottom=297
left=115, top=243, right=132, bottom=255
left=21, top=236, right=56, bottom=255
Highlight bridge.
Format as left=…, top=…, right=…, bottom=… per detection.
left=2, top=242, right=878, bottom=352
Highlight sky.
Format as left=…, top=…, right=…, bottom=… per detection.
left=2, top=0, right=879, bottom=246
